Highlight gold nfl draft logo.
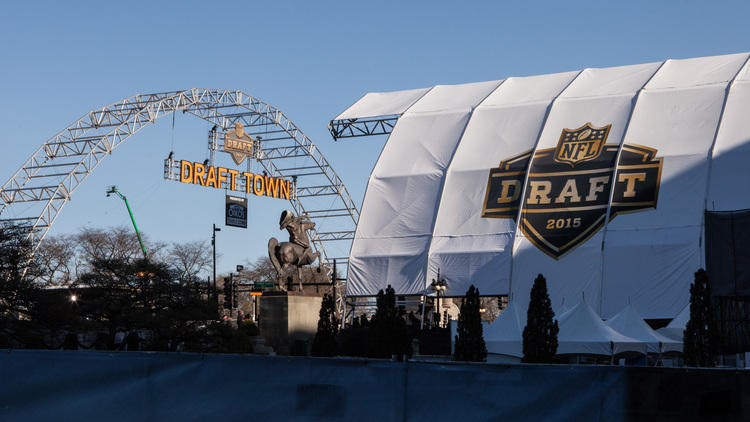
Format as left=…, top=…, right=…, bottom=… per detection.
left=482, top=123, right=663, bottom=259
left=554, top=123, right=610, bottom=167
left=224, top=122, right=255, bottom=165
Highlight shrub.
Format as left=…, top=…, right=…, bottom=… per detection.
left=522, top=274, right=558, bottom=363
left=454, top=285, right=487, bottom=362
left=684, top=269, right=719, bottom=367
left=311, top=294, right=338, bottom=357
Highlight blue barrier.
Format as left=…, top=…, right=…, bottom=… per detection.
left=0, top=350, right=746, bottom=421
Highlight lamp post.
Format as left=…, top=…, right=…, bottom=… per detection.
left=430, top=269, right=447, bottom=328
left=212, top=224, right=221, bottom=296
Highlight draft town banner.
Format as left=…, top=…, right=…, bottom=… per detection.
left=177, top=160, right=291, bottom=200
left=482, top=123, right=663, bottom=259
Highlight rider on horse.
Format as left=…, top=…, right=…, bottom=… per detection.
left=280, top=210, right=314, bottom=251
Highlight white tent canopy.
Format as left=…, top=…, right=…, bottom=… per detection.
left=333, top=87, right=431, bottom=120
left=484, top=301, right=523, bottom=358
left=342, top=52, right=750, bottom=321
left=557, top=300, right=646, bottom=356
left=605, top=304, right=682, bottom=353
left=656, top=304, right=690, bottom=341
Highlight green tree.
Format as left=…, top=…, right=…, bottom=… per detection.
left=2, top=224, right=93, bottom=349
left=75, top=258, right=153, bottom=349
left=311, top=293, right=338, bottom=357
left=76, top=258, right=216, bottom=351
left=683, top=269, right=719, bottom=367
left=0, top=223, right=45, bottom=347
left=368, top=285, right=411, bottom=359
left=454, top=285, right=487, bottom=362
left=25, top=288, right=82, bottom=349
left=522, top=274, right=558, bottom=363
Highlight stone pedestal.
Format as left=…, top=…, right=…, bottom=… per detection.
left=258, top=291, right=323, bottom=356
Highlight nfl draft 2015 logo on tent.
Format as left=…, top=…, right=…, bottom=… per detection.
left=483, top=123, right=663, bottom=259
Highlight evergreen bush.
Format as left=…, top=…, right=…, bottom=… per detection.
left=683, top=269, right=719, bottom=367
left=311, top=293, right=339, bottom=357
left=522, top=274, right=558, bottom=363
left=338, top=315, right=369, bottom=357
left=368, top=285, right=411, bottom=359
left=454, top=285, right=487, bottom=362
left=239, top=320, right=259, bottom=337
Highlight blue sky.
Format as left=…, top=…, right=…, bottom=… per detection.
left=1, top=0, right=749, bottom=275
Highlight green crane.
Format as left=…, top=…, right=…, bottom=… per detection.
left=106, top=185, right=148, bottom=260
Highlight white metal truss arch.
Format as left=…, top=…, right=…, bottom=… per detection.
left=0, top=89, right=359, bottom=282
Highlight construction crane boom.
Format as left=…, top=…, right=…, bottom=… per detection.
left=106, top=185, right=148, bottom=260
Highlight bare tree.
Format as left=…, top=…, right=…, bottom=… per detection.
left=242, top=256, right=277, bottom=285
left=35, top=234, right=81, bottom=286
left=76, top=226, right=143, bottom=263
left=35, top=227, right=168, bottom=286
left=480, top=297, right=501, bottom=322
left=168, top=240, right=212, bottom=282
left=75, top=226, right=166, bottom=265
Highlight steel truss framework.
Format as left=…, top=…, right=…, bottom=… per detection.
left=0, top=89, right=359, bottom=312
left=327, top=112, right=405, bottom=323
left=328, top=115, right=399, bottom=141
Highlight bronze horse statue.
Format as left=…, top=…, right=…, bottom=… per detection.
left=268, top=210, right=321, bottom=290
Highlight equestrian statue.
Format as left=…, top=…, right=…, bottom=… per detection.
left=268, top=210, right=323, bottom=290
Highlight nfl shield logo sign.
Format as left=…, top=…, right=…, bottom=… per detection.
left=554, top=123, right=611, bottom=167
left=224, top=122, right=255, bottom=165
left=483, top=123, right=662, bottom=259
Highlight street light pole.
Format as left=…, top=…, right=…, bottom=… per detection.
left=430, top=269, right=447, bottom=328
left=212, top=224, right=221, bottom=296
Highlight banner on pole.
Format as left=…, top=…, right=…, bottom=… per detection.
left=225, top=195, right=248, bottom=228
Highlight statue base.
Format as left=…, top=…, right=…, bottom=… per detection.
left=258, top=290, right=323, bottom=356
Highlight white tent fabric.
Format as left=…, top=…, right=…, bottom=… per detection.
left=344, top=52, right=750, bottom=320
left=605, top=304, right=682, bottom=353
left=428, top=72, right=578, bottom=296
left=557, top=300, right=646, bottom=356
left=512, top=62, right=661, bottom=317
left=333, top=87, right=431, bottom=120
left=706, top=63, right=750, bottom=210
left=483, top=302, right=523, bottom=358
left=601, top=53, right=750, bottom=319
left=656, top=303, right=690, bottom=341
left=348, top=81, right=502, bottom=295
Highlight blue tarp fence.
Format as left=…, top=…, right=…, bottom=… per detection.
left=0, top=350, right=747, bottom=421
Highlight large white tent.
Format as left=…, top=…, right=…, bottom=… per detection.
left=557, top=300, right=646, bottom=356
left=605, top=304, right=682, bottom=353
left=338, top=52, right=750, bottom=320
left=483, top=301, right=523, bottom=359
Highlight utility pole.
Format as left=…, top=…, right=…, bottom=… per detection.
left=212, top=224, right=221, bottom=295
left=106, top=186, right=148, bottom=260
